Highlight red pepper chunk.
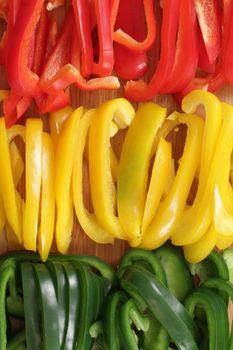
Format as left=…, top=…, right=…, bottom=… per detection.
left=194, top=0, right=222, bottom=64
left=6, top=0, right=44, bottom=96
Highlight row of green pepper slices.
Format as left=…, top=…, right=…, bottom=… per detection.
left=1, top=0, right=231, bottom=126
left=0, top=245, right=233, bottom=349
left=1, top=89, right=233, bottom=263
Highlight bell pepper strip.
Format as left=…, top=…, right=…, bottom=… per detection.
left=183, top=224, right=219, bottom=264
left=72, top=0, right=93, bottom=77
left=33, top=263, right=60, bottom=349
left=197, top=24, right=216, bottom=74
left=124, top=0, right=181, bottom=102
left=3, top=92, right=32, bottom=128
left=203, top=278, right=233, bottom=302
left=0, top=196, right=5, bottom=235
left=9, top=142, right=24, bottom=188
left=140, top=113, right=204, bottom=250
left=217, top=234, right=233, bottom=251
left=185, top=287, right=229, bottom=350
left=160, top=0, right=198, bottom=94
left=72, top=109, right=114, bottom=244
left=0, top=118, right=22, bottom=242
left=118, top=265, right=199, bottom=350
left=38, top=133, right=55, bottom=262
left=55, top=106, right=84, bottom=254
left=88, top=98, right=135, bottom=240
left=23, top=118, right=43, bottom=252
left=44, top=15, right=58, bottom=62
left=6, top=0, right=44, bottom=96
left=194, top=0, right=222, bottom=64
left=61, top=262, right=79, bottom=349
left=35, top=90, right=70, bottom=115
left=119, top=248, right=167, bottom=285
left=171, top=90, right=222, bottom=246
left=49, top=105, right=73, bottom=145
left=92, top=0, right=114, bottom=76
left=113, top=0, right=148, bottom=81
left=103, top=291, right=128, bottom=350
left=154, top=243, right=194, bottom=302
left=117, top=103, right=166, bottom=246
left=141, top=137, right=172, bottom=234
left=113, top=0, right=156, bottom=52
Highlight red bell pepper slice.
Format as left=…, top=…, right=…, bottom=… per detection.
left=3, top=92, right=32, bottom=128
left=92, top=0, right=114, bottom=77
left=194, top=0, right=222, bottom=64
left=72, top=0, right=93, bottom=77
left=222, top=0, right=233, bottom=83
left=6, top=0, right=44, bottom=96
left=0, top=0, right=20, bottom=65
left=113, top=0, right=156, bottom=52
left=35, top=90, right=70, bottom=114
left=197, top=23, right=216, bottom=74
left=160, top=0, right=198, bottom=94
left=113, top=0, right=148, bottom=81
left=125, top=0, right=181, bottom=102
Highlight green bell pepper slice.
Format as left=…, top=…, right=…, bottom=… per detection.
left=118, top=265, right=199, bottom=350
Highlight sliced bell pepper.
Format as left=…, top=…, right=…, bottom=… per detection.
left=140, top=113, right=204, bottom=250
left=46, top=0, right=64, bottom=11
left=55, top=106, right=84, bottom=254
left=113, top=0, right=148, bottom=81
left=6, top=0, right=44, bottom=96
left=194, top=0, right=222, bottom=64
left=72, top=109, right=114, bottom=244
left=0, top=118, right=22, bottom=242
left=3, top=92, right=32, bottom=128
left=23, top=118, right=43, bottom=252
left=141, top=137, right=172, bottom=234
left=172, top=90, right=222, bottom=246
left=88, top=98, right=135, bottom=240
left=92, top=0, right=114, bottom=76
left=117, top=103, right=166, bottom=246
left=185, top=287, right=229, bottom=350
left=160, top=0, right=198, bottom=94
left=124, top=0, right=181, bottom=102
left=118, top=264, right=199, bottom=350
left=72, top=0, right=93, bottom=77
left=37, top=133, right=55, bottom=262
left=49, top=105, right=73, bottom=145
left=112, top=0, right=156, bottom=52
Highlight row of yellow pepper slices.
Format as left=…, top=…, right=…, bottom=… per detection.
left=0, top=89, right=233, bottom=262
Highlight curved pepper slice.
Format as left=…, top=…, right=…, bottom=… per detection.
left=171, top=90, right=222, bottom=246
left=88, top=98, right=135, bottom=240
left=118, top=265, right=199, bottom=350
left=140, top=113, right=204, bottom=250
left=117, top=103, right=166, bottom=246
left=55, top=106, right=84, bottom=254
left=141, top=137, right=172, bottom=234
left=38, top=133, right=55, bottom=262
left=0, top=118, right=22, bottom=242
left=23, top=118, right=43, bottom=252
left=185, top=287, right=229, bottom=350
left=49, top=106, right=73, bottom=145
left=72, top=109, right=114, bottom=244
left=6, top=0, right=44, bottom=96
left=113, top=0, right=156, bottom=52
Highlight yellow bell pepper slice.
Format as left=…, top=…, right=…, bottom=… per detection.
left=117, top=103, right=166, bottom=246
left=0, top=118, right=22, bottom=242
left=9, top=142, right=24, bottom=188
left=183, top=224, right=218, bottom=263
left=141, top=137, right=172, bottom=234
left=23, top=118, right=43, bottom=251
left=38, top=132, right=55, bottom=262
left=55, top=107, right=84, bottom=254
left=140, top=113, right=204, bottom=250
left=49, top=106, right=73, bottom=145
left=88, top=98, right=135, bottom=240
left=7, top=125, right=25, bottom=143
left=171, top=90, right=222, bottom=245
left=72, top=109, right=114, bottom=244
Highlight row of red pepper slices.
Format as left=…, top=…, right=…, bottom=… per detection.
left=0, top=0, right=232, bottom=126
